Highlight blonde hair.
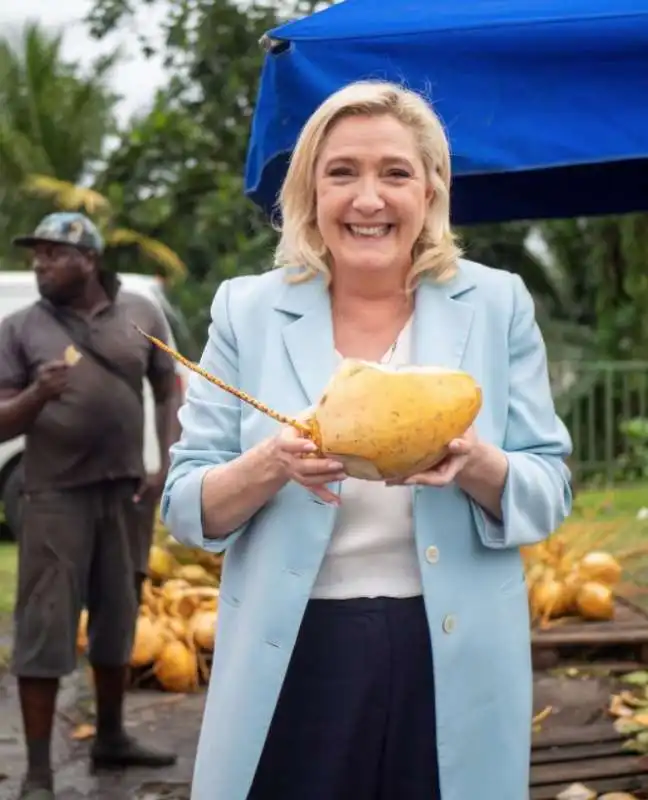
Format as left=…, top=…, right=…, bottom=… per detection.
left=274, top=80, right=462, bottom=287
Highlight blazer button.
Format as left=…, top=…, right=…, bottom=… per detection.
left=425, top=545, right=440, bottom=564
left=442, top=615, right=456, bottom=634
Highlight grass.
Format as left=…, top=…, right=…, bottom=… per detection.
left=543, top=482, right=648, bottom=614
left=573, top=483, right=648, bottom=518
left=0, top=542, right=16, bottom=669
left=571, top=483, right=648, bottom=566
left=0, top=541, right=17, bottom=620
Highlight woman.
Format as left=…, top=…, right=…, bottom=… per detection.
left=162, top=80, right=572, bottom=800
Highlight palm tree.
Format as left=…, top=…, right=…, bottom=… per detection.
left=0, top=23, right=185, bottom=279
left=23, top=175, right=187, bottom=279
left=0, top=21, right=117, bottom=264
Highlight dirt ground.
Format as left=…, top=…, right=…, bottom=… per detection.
left=534, top=668, right=620, bottom=730
left=0, top=663, right=622, bottom=800
left=0, top=669, right=199, bottom=800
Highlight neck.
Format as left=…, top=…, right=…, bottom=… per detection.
left=65, top=279, right=109, bottom=313
left=330, top=265, right=411, bottom=308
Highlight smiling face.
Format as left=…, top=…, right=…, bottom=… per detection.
left=314, top=113, right=433, bottom=280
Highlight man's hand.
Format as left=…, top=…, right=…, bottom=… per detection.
left=133, top=471, right=167, bottom=505
left=34, top=361, right=69, bottom=401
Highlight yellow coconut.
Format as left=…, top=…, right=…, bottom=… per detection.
left=531, top=577, right=571, bottom=620
left=560, top=569, right=583, bottom=614
left=576, top=581, right=615, bottom=621
left=167, top=593, right=199, bottom=620
left=134, top=329, right=482, bottom=483
left=191, top=610, right=218, bottom=651
left=302, top=361, right=482, bottom=480
left=148, top=545, right=177, bottom=582
left=598, top=794, right=640, bottom=800
left=154, top=641, right=199, bottom=693
left=578, top=551, right=623, bottom=588
left=174, top=564, right=217, bottom=587
left=160, top=579, right=190, bottom=611
left=130, top=615, right=165, bottom=668
left=164, top=615, right=188, bottom=642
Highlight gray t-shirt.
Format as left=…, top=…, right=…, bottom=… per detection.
left=0, top=289, right=175, bottom=492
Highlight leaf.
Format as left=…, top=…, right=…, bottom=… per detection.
left=70, top=723, right=96, bottom=741
left=23, top=174, right=111, bottom=215
left=622, top=671, right=648, bottom=686
left=106, top=228, right=187, bottom=278
left=614, top=717, right=646, bottom=735
left=622, top=730, right=648, bottom=754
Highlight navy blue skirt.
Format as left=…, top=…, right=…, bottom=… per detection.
left=248, top=595, right=441, bottom=800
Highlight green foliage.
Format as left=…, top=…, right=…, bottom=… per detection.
left=0, top=22, right=118, bottom=265
left=86, top=0, right=288, bottom=343
left=538, top=214, right=648, bottom=359
left=617, top=418, right=648, bottom=482
left=0, top=542, right=17, bottom=619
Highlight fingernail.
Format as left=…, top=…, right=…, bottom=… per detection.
left=304, top=443, right=318, bottom=452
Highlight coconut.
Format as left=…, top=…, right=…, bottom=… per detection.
left=576, top=581, right=615, bottom=621
left=148, top=545, right=177, bottom=582
left=303, top=361, right=482, bottom=480
left=175, top=564, right=217, bottom=587
left=598, top=794, right=641, bottom=800
left=135, top=329, right=482, bottom=482
left=130, top=615, right=165, bottom=667
left=191, top=610, right=218, bottom=651
left=154, top=641, right=199, bottom=693
left=560, top=569, right=583, bottom=613
left=160, top=579, right=190, bottom=611
left=578, top=551, right=623, bottom=588
left=531, top=577, right=572, bottom=620
left=168, top=593, right=198, bottom=620
left=163, top=615, right=188, bottom=642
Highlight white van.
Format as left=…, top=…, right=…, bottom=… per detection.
left=0, top=270, right=190, bottom=538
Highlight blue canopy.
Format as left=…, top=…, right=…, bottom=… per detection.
left=245, top=0, right=648, bottom=225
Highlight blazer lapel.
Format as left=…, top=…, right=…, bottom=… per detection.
left=412, top=266, right=477, bottom=370
left=275, top=273, right=338, bottom=407
left=275, top=262, right=478, bottom=407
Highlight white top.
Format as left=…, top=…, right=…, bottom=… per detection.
left=310, top=319, right=423, bottom=600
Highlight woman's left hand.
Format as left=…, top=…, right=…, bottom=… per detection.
left=386, top=426, right=479, bottom=487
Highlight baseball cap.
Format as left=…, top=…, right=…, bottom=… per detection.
left=13, top=212, right=105, bottom=254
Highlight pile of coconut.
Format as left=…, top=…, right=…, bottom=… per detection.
left=77, top=536, right=223, bottom=692
left=522, top=525, right=648, bottom=629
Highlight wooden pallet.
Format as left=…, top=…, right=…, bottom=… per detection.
left=530, top=722, right=648, bottom=798
left=532, top=598, right=648, bottom=671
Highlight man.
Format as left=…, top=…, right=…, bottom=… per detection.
left=0, top=212, right=180, bottom=800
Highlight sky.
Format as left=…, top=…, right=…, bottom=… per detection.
left=0, top=0, right=168, bottom=124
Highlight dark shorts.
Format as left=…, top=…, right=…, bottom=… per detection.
left=249, top=595, right=441, bottom=800
left=11, top=480, right=142, bottom=679
left=130, top=491, right=158, bottom=577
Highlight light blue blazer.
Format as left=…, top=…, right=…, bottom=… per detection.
left=162, top=259, right=572, bottom=800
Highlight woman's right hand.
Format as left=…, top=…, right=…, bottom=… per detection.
left=270, top=424, right=347, bottom=505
